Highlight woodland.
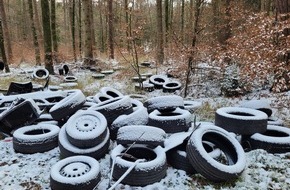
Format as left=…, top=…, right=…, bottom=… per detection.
left=0, top=0, right=290, bottom=97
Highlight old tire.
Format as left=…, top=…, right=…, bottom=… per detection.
left=58, top=125, right=110, bottom=160
left=50, top=155, right=101, bottom=190
left=215, top=107, right=268, bottom=135
left=244, top=125, right=290, bottom=153
left=186, top=125, right=246, bottom=182
left=13, top=124, right=60, bottom=154
left=65, top=110, right=108, bottom=148
left=144, top=95, right=184, bottom=113
left=148, top=108, right=192, bottom=133
left=111, top=144, right=167, bottom=186
left=116, top=125, right=166, bottom=147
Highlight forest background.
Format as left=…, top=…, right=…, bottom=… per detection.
left=0, top=0, right=290, bottom=97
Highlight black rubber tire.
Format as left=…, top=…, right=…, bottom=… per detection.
left=58, top=125, right=110, bottom=160
left=62, top=64, right=69, bottom=75
left=110, top=99, right=148, bottom=139
left=93, top=93, right=112, bottom=103
left=243, top=125, right=290, bottom=153
left=99, top=87, right=124, bottom=98
left=64, top=76, right=77, bottom=83
left=89, top=96, right=133, bottom=125
left=111, top=144, right=167, bottom=186
left=65, top=110, right=108, bottom=148
left=32, top=68, right=49, bottom=80
left=268, top=116, right=284, bottom=126
left=240, top=99, right=272, bottom=117
left=186, top=124, right=246, bottom=182
left=0, top=98, right=41, bottom=135
left=149, top=75, right=169, bottom=89
left=13, top=124, right=60, bottom=154
left=166, top=140, right=221, bottom=174
left=49, top=90, right=86, bottom=121
left=162, top=81, right=182, bottom=93
left=50, top=155, right=101, bottom=190
left=116, top=125, right=166, bottom=147
left=144, top=95, right=184, bottom=113
left=148, top=108, right=192, bottom=133
left=214, top=107, right=268, bottom=135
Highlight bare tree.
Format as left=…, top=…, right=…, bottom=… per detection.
left=51, top=0, right=58, bottom=60
left=0, top=0, right=13, bottom=63
left=83, top=0, right=94, bottom=65
left=41, top=0, right=54, bottom=74
left=156, top=0, right=164, bottom=67
left=108, top=0, right=114, bottom=59
left=70, top=0, right=77, bottom=61
left=0, top=19, right=10, bottom=72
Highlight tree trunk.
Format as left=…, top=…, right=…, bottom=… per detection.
left=51, top=0, right=58, bottom=59
left=89, top=0, right=96, bottom=55
left=184, top=0, right=203, bottom=97
left=83, top=0, right=94, bottom=65
left=181, top=0, right=185, bottom=43
left=70, top=0, right=77, bottom=61
left=275, top=0, right=290, bottom=14
left=0, top=19, right=10, bottom=72
left=0, top=0, right=13, bottom=63
left=41, top=0, right=54, bottom=74
left=108, top=0, right=114, bottom=59
left=33, top=0, right=43, bottom=42
left=98, top=1, right=105, bottom=53
left=165, top=0, right=169, bottom=44
left=125, top=0, right=130, bottom=51
left=28, top=0, right=41, bottom=65
left=78, top=0, right=82, bottom=57
left=156, top=0, right=164, bottom=67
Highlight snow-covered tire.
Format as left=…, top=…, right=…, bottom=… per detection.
left=111, top=144, right=167, bottom=186
left=144, top=95, right=184, bottom=113
left=268, top=116, right=284, bottom=126
left=93, top=93, right=112, bottom=103
left=89, top=96, right=133, bottom=125
left=148, top=108, right=192, bottom=133
left=99, top=87, right=123, bottom=98
left=244, top=125, right=290, bottom=153
left=186, top=125, right=246, bottom=182
left=116, top=125, right=166, bottom=147
left=49, top=90, right=86, bottom=121
left=240, top=99, right=272, bottom=117
left=149, top=75, right=169, bottom=89
left=183, top=100, right=202, bottom=113
left=162, top=81, right=182, bottom=93
left=110, top=99, right=148, bottom=139
left=64, top=76, right=78, bottom=83
left=65, top=110, right=108, bottom=148
left=32, top=68, right=49, bottom=80
left=50, top=155, right=100, bottom=190
left=215, top=107, right=268, bottom=135
left=58, top=125, right=110, bottom=160
left=13, top=124, right=60, bottom=154
left=166, top=140, right=221, bottom=174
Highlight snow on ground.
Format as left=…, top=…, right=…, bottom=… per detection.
left=1, top=62, right=290, bottom=189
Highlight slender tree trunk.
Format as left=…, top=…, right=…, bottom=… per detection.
left=184, top=0, right=203, bottom=97
left=78, top=0, right=82, bottom=57
left=33, top=0, right=43, bottom=42
left=70, top=0, right=77, bottom=61
left=0, top=0, right=13, bottom=63
left=28, top=0, right=41, bottom=65
left=156, top=0, right=164, bottom=66
left=41, top=0, right=54, bottom=74
left=181, top=0, right=185, bottom=42
left=125, top=0, right=130, bottom=51
left=98, top=1, right=105, bottom=53
left=21, top=1, right=29, bottom=40
left=165, top=0, right=169, bottom=44
left=83, top=0, right=94, bottom=65
left=0, top=19, right=10, bottom=72
left=108, top=0, right=114, bottom=59
left=51, top=0, right=58, bottom=61
left=89, top=0, right=96, bottom=54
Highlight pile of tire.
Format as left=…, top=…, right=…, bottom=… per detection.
left=149, top=74, right=182, bottom=93
left=110, top=125, right=168, bottom=187
left=58, top=109, right=110, bottom=160
left=238, top=100, right=290, bottom=153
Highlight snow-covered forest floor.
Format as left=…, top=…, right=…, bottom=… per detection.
left=0, top=60, right=290, bottom=190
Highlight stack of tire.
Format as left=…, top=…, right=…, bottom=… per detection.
left=148, top=74, right=182, bottom=93
left=89, top=87, right=148, bottom=139
left=237, top=100, right=290, bottom=153
left=110, top=125, right=167, bottom=187
left=58, top=109, right=110, bottom=160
